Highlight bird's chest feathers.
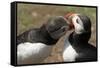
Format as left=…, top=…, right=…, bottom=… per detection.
left=63, top=37, right=78, bottom=62
left=17, top=42, right=53, bottom=63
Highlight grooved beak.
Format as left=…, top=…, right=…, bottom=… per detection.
left=64, top=12, right=76, bottom=30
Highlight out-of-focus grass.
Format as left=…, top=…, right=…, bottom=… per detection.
left=17, top=3, right=97, bottom=63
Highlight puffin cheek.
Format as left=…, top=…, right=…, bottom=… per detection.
left=50, top=28, right=65, bottom=39
left=75, top=24, right=84, bottom=34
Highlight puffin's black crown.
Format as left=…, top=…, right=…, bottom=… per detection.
left=78, top=15, right=91, bottom=32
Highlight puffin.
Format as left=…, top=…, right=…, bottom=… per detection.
left=63, top=13, right=97, bottom=62
left=17, top=16, right=72, bottom=65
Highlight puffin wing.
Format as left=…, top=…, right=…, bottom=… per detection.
left=75, top=43, right=97, bottom=62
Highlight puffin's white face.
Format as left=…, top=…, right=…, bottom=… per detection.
left=65, top=13, right=91, bottom=34
left=71, top=14, right=85, bottom=34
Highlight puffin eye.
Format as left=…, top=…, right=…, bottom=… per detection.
left=61, top=26, right=67, bottom=32
left=76, top=19, right=79, bottom=24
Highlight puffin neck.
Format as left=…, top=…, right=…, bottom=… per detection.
left=67, top=31, right=91, bottom=53
left=40, top=25, right=58, bottom=45
left=69, top=31, right=91, bottom=46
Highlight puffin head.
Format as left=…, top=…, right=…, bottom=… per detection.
left=64, top=13, right=91, bottom=34
left=45, top=16, right=72, bottom=39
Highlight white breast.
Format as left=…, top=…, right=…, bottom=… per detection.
left=17, top=42, right=53, bottom=65
left=63, top=36, right=78, bottom=62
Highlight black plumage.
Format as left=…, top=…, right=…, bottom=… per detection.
left=69, top=31, right=97, bottom=62
left=17, top=25, right=58, bottom=45
left=17, top=16, right=69, bottom=45
left=63, top=13, right=97, bottom=62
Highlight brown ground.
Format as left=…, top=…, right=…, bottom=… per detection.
left=17, top=3, right=97, bottom=64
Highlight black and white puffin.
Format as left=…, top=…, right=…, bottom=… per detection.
left=17, top=16, right=72, bottom=65
left=63, top=13, right=97, bottom=62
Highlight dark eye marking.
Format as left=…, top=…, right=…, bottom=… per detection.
left=76, top=19, right=79, bottom=24
left=61, top=26, right=67, bottom=32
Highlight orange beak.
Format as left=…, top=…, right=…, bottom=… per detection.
left=64, top=12, right=76, bottom=30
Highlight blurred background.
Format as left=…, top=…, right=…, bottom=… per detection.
left=17, top=3, right=97, bottom=64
